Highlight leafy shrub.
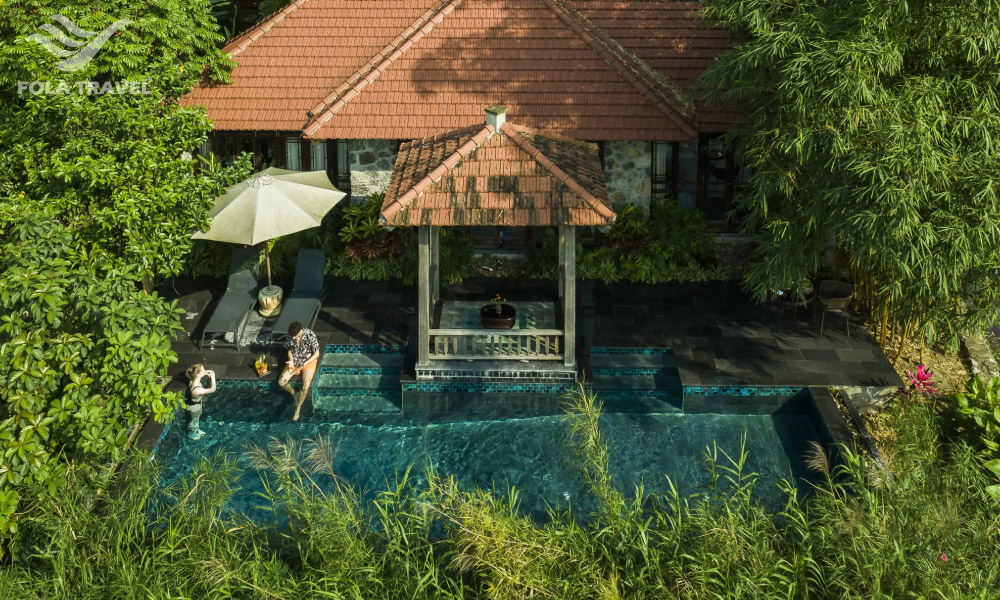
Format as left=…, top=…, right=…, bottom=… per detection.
left=577, top=201, right=725, bottom=283
left=340, top=194, right=405, bottom=262
left=950, top=375, right=1000, bottom=499
left=0, top=217, right=185, bottom=545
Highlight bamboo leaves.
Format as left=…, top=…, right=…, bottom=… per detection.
left=701, top=0, right=1000, bottom=345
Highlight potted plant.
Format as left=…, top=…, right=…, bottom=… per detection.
left=480, top=294, right=516, bottom=329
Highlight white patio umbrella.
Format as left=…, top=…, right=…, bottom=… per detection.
left=193, top=167, right=347, bottom=289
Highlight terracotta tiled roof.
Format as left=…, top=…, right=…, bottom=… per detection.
left=570, top=1, right=742, bottom=132
left=182, top=0, right=736, bottom=140
left=381, top=115, right=614, bottom=227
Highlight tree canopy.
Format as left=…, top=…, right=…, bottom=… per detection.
left=0, top=0, right=238, bottom=287
left=0, top=0, right=249, bottom=546
left=700, top=0, right=1000, bottom=346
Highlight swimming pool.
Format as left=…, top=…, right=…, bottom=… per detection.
left=152, top=379, right=829, bottom=521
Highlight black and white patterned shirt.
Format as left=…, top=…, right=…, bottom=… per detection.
left=285, top=328, right=320, bottom=366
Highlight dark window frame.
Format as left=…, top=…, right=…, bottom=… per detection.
left=696, top=133, right=739, bottom=225
left=330, top=140, right=351, bottom=193
left=651, top=141, right=679, bottom=198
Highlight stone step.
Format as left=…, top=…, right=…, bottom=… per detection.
left=589, top=373, right=681, bottom=391
left=599, top=394, right=683, bottom=413
left=320, top=353, right=405, bottom=369
left=313, top=390, right=402, bottom=414
left=589, top=354, right=677, bottom=370
left=316, top=373, right=401, bottom=391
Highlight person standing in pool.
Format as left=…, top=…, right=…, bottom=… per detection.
left=279, top=321, right=320, bottom=421
left=185, top=364, right=217, bottom=440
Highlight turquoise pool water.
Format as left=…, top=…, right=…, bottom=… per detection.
left=153, top=381, right=823, bottom=520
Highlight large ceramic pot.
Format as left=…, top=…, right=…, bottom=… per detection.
left=480, top=303, right=516, bottom=329
left=258, top=285, right=283, bottom=317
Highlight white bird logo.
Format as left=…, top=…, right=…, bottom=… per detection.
left=27, top=14, right=132, bottom=73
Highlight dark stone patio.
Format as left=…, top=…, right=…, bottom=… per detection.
left=161, top=277, right=900, bottom=392
left=162, top=276, right=415, bottom=391
left=580, top=281, right=899, bottom=388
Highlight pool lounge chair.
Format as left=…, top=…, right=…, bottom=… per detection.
left=198, top=247, right=260, bottom=350
left=271, top=249, right=326, bottom=344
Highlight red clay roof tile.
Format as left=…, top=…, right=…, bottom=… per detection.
left=381, top=114, right=613, bottom=227
left=183, top=0, right=737, bottom=139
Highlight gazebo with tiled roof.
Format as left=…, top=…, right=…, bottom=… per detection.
left=381, top=106, right=615, bottom=376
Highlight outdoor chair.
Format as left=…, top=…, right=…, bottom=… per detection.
left=816, top=280, right=853, bottom=337
left=271, top=249, right=326, bottom=344
left=198, top=247, right=260, bottom=350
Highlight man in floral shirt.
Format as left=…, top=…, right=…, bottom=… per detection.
left=278, top=321, right=320, bottom=421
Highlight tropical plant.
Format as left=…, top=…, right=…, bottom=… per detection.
left=0, top=217, right=186, bottom=544
left=951, top=375, right=1000, bottom=499
left=0, top=0, right=241, bottom=292
left=340, top=193, right=404, bottom=262
left=484, top=293, right=507, bottom=314
left=903, top=364, right=938, bottom=397
left=576, top=200, right=723, bottom=284
left=700, top=0, right=1000, bottom=350
left=0, top=0, right=242, bottom=552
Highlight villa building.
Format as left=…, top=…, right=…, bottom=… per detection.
left=183, top=0, right=750, bottom=375
left=184, top=0, right=743, bottom=232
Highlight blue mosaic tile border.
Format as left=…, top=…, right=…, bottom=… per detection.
left=683, top=386, right=803, bottom=397
left=324, top=344, right=406, bottom=354
left=590, top=347, right=673, bottom=355
left=403, top=381, right=572, bottom=394
left=315, top=389, right=402, bottom=399
left=592, top=368, right=666, bottom=377
left=217, top=379, right=273, bottom=389
left=319, top=366, right=403, bottom=375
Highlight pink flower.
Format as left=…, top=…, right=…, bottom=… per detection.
left=940, top=553, right=948, bottom=563
left=906, top=364, right=938, bottom=395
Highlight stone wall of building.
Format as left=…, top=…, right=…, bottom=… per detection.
left=602, top=140, right=652, bottom=208
left=349, top=139, right=398, bottom=202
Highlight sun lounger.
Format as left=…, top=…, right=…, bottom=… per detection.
left=198, top=247, right=260, bottom=350
left=271, top=249, right=326, bottom=343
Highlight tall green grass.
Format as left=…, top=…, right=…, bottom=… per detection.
left=3, top=388, right=999, bottom=599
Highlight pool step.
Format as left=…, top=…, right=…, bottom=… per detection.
left=320, top=352, right=405, bottom=369
left=590, top=354, right=677, bottom=370
left=316, top=372, right=402, bottom=389
left=587, top=347, right=682, bottom=411
left=313, top=390, right=402, bottom=415
left=590, top=373, right=680, bottom=392
left=313, top=346, right=405, bottom=415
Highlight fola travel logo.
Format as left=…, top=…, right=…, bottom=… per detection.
left=28, top=13, right=132, bottom=72
left=18, top=13, right=149, bottom=95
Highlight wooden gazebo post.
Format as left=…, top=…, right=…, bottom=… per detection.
left=560, top=225, right=576, bottom=369
left=418, top=226, right=430, bottom=366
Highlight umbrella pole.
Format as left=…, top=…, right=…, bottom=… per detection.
left=265, top=243, right=273, bottom=289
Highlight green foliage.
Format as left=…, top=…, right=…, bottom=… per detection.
left=0, top=0, right=240, bottom=289
left=438, top=229, right=476, bottom=284
left=700, top=0, right=1000, bottom=344
left=5, top=389, right=1000, bottom=597
left=951, top=375, right=1000, bottom=499
left=0, top=217, right=186, bottom=542
left=339, top=194, right=405, bottom=262
left=577, top=201, right=724, bottom=283
left=0, top=0, right=242, bottom=552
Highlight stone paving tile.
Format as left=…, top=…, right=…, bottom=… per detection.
left=160, top=277, right=898, bottom=391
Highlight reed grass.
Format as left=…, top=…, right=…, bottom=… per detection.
left=3, top=388, right=999, bottom=599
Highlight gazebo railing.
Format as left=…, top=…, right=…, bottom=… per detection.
left=427, top=328, right=564, bottom=360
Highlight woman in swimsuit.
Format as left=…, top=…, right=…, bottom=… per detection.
left=185, top=364, right=216, bottom=440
